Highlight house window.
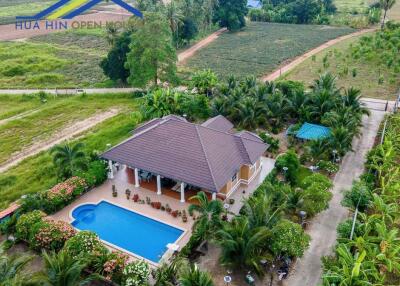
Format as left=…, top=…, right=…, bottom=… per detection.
left=232, top=173, right=237, bottom=182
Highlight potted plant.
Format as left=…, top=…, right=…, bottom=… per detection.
left=132, top=194, right=139, bottom=202
left=165, top=204, right=171, bottom=213
left=112, top=190, right=118, bottom=197
left=182, top=210, right=188, bottom=223
left=146, top=197, right=151, bottom=205
left=171, top=210, right=178, bottom=218
left=229, top=198, right=235, bottom=205
left=161, top=205, right=166, bottom=211
left=125, top=189, right=131, bottom=200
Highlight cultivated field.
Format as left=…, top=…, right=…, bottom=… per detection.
left=0, top=0, right=57, bottom=24
left=0, top=29, right=110, bottom=88
left=284, top=32, right=400, bottom=100
left=0, top=93, right=139, bottom=210
left=182, top=22, right=354, bottom=79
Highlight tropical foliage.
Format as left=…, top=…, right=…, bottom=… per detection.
left=322, top=113, right=400, bottom=285
left=51, top=142, right=87, bottom=179
left=0, top=242, right=33, bottom=286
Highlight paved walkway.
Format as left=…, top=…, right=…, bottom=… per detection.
left=282, top=109, right=385, bottom=286
left=261, top=28, right=376, bottom=82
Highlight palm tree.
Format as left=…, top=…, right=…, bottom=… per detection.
left=369, top=194, right=399, bottom=225
left=265, top=92, right=289, bottom=129
left=312, top=72, right=340, bottom=94
left=242, top=191, right=282, bottom=229
left=306, top=139, right=329, bottom=161
left=216, top=216, right=272, bottom=277
left=189, top=191, right=223, bottom=240
left=154, top=258, right=186, bottom=286
left=105, top=23, right=119, bottom=46
left=165, top=0, right=184, bottom=46
left=236, top=96, right=267, bottom=130
left=36, top=250, right=97, bottom=286
left=178, top=264, right=214, bottom=286
left=329, top=126, right=354, bottom=156
left=380, top=0, right=397, bottom=29
left=0, top=243, right=33, bottom=286
left=341, top=88, right=370, bottom=116
left=51, top=142, right=87, bottom=178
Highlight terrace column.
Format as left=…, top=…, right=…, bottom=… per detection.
left=134, top=168, right=140, bottom=188
left=212, top=192, right=217, bottom=201
left=157, top=175, right=162, bottom=195
left=108, top=160, right=114, bottom=179
left=180, top=182, right=185, bottom=203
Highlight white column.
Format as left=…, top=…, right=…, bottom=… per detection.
left=157, top=175, right=162, bottom=195
left=212, top=192, right=217, bottom=201
left=108, top=160, right=114, bottom=179
left=180, top=182, right=185, bottom=203
left=134, top=168, right=140, bottom=187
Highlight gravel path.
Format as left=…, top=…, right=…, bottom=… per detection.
left=282, top=108, right=385, bottom=286
left=0, top=108, right=120, bottom=173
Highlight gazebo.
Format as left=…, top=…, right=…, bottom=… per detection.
left=294, top=122, right=331, bottom=141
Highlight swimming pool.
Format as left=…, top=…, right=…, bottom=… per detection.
left=71, top=201, right=184, bottom=263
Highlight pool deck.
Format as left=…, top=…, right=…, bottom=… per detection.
left=52, top=157, right=275, bottom=265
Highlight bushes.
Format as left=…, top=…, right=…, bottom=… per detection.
left=275, top=150, right=300, bottom=185
left=31, top=219, right=76, bottom=252
left=15, top=210, right=46, bottom=241
left=271, top=219, right=311, bottom=258
left=75, top=160, right=108, bottom=188
left=123, top=260, right=150, bottom=286
left=64, top=231, right=106, bottom=260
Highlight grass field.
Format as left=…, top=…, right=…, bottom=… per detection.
left=0, top=29, right=110, bottom=88
left=284, top=32, right=399, bottom=100
left=182, top=22, right=354, bottom=79
left=0, top=93, right=139, bottom=210
left=0, top=0, right=57, bottom=24
left=0, top=93, right=137, bottom=165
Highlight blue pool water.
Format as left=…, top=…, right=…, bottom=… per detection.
left=71, top=201, right=184, bottom=263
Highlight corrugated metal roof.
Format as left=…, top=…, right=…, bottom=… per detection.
left=102, top=115, right=267, bottom=192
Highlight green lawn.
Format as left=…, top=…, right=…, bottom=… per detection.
left=182, top=22, right=354, bottom=79
left=284, top=32, right=400, bottom=100
left=0, top=93, right=137, bottom=165
left=0, top=94, right=139, bottom=210
left=0, top=29, right=111, bottom=88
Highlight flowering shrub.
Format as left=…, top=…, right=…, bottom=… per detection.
left=47, top=176, right=87, bottom=199
left=123, top=260, right=150, bottom=286
left=102, top=251, right=130, bottom=282
left=32, top=218, right=76, bottom=251
left=317, top=160, right=339, bottom=174
left=15, top=210, right=46, bottom=240
left=64, top=230, right=106, bottom=259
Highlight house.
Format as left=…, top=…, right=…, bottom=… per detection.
left=101, top=115, right=268, bottom=202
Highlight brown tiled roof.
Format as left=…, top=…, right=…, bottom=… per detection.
left=201, top=115, right=234, bottom=132
left=102, top=116, right=268, bottom=192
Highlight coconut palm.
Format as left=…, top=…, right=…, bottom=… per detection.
left=306, top=139, right=329, bottom=161
left=0, top=243, right=33, bottom=286
left=189, top=191, right=223, bottom=240
left=236, top=96, right=267, bottom=130
left=165, top=0, right=184, bottom=45
left=178, top=263, right=214, bottom=286
left=51, top=142, right=87, bottom=179
left=216, top=216, right=272, bottom=277
left=312, top=72, right=340, bottom=94
left=265, top=92, right=289, bottom=129
left=36, top=250, right=97, bottom=286
left=154, top=257, right=187, bottom=286
left=341, top=88, right=370, bottom=116
left=329, top=126, right=354, bottom=156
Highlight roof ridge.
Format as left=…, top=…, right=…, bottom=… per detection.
left=195, top=125, right=219, bottom=192
left=235, top=136, right=252, bottom=164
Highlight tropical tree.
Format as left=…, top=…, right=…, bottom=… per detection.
left=188, top=191, right=223, bottom=240
left=51, top=142, right=87, bottom=179
left=216, top=216, right=271, bottom=276
left=105, top=23, right=119, bottom=46
left=178, top=264, right=214, bottom=286
left=380, top=0, right=397, bottom=29
left=191, top=69, right=219, bottom=96
left=36, top=250, right=98, bottom=286
left=126, top=12, right=177, bottom=87
left=329, top=126, right=354, bottom=157
left=0, top=243, right=33, bottom=286
left=214, top=0, right=247, bottom=31
left=165, top=0, right=184, bottom=45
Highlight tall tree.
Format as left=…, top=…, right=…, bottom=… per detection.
left=214, top=0, right=248, bottom=31
left=126, top=12, right=178, bottom=87
left=380, top=0, right=397, bottom=29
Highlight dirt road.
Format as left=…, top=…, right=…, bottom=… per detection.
left=178, top=28, right=227, bottom=63
left=282, top=108, right=385, bottom=286
left=261, top=28, right=376, bottom=82
left=0, top=108, right=120, bottom=173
